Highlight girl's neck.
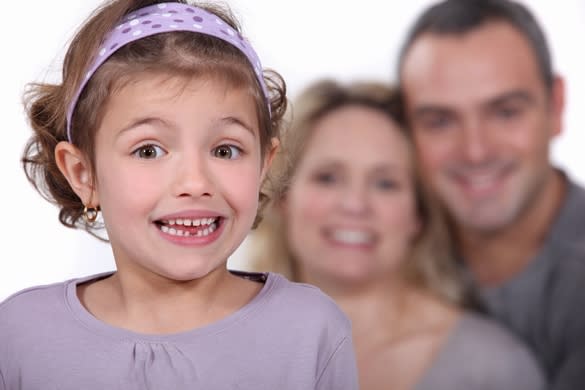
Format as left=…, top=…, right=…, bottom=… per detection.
left=77, top=267, right=262, bottom=334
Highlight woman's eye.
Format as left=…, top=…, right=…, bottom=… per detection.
left=376, top=179, right=398, bottom=190
left=133, top=144, right=166, bottom=159
left=313, top=172, right=337, bottom=185
left=213, top=145, right=242, bottom=160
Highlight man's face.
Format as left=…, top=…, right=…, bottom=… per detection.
left=401, top=22, right=564, bottom=233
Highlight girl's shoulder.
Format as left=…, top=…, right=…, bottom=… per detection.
left=0, top=279, right=70, bottom=316
left=0, top=277, right=76, bottom=363
left=0, top=273, right=110, bottom=335
left=239, top=271, right=352, bottom=334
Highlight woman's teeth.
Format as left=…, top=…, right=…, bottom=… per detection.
left=331, top=230, right=373, bottom=245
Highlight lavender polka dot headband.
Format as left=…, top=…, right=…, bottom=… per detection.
left=66, top=2, right=270, bottom=142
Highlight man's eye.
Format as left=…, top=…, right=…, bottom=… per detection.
left=423, top=115, right=452, bottom=130
left=133, top=144, right=166, bottom=159
left=495, top=107, right=521, bottom=119
left=213, top=145, right=242, bottom=160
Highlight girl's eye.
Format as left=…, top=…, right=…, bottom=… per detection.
left=213, top=145, right=242, bottom=160
left=133, top=144, right=166, bottom=159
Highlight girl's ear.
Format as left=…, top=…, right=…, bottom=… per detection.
left=260, top=137, right=280, bottom=182
left=55, top=141, right=99, bottom=206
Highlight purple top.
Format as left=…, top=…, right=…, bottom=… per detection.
left=0, top=272, right=358, bottom=389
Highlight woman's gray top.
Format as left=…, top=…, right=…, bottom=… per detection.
left=416, top=313, right=546, bottom=390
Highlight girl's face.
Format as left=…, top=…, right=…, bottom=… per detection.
left=283, top=105, right=420, bottom=286
left=89, top=74, right=274, bottom=282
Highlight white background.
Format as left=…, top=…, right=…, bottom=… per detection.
left=1, top=1, right=584, bottom=300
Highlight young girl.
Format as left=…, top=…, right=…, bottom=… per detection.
left=0, top=2, right=358, bottom=389
left=248, top=79, right=545, bottom=390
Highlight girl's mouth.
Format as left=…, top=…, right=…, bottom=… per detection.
left=155, top=217, right=222, bottom=237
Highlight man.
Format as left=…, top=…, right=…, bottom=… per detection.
left=398, top=0, right=585, bottom=388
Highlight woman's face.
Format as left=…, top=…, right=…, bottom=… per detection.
left=283, top=105, right=420, bottom=286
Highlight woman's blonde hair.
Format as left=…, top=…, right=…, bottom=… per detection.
left=248, top=79, right=466, bottom=305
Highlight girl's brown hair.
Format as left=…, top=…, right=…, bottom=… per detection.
left=22, top=0, right=287, bottom=236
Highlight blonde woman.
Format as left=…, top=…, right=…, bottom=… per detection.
left=247, top=80, right=545, bottom=390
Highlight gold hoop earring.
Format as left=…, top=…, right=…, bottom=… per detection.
left=83, top=205, right=100, bottom=224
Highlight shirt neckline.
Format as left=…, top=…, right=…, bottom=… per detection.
left=64, top=270, right=278, bottom=343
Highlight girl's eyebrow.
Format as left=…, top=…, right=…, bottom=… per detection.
left=115, top=117, right=167, bottom=138
left=219, top=116, right=257, bottom=136
left=115, top=116, right=257, bottom=139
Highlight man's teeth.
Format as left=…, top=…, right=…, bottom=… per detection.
left=464, top=174, right=499, bottom=190
left=331, top=230, right=373, bottom=245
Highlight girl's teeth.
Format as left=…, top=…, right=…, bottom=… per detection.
left=164, top=218, right=216, bottom=227
left=195, top=224, right=217, bottom=237
left=159, top=218, right=219, bottom=237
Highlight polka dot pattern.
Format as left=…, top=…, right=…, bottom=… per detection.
left=66, top=2, right=269, bottom=142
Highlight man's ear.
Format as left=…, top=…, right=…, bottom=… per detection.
left=260, top=137, right=280, bottom=181
left=55, top=141, right=99, bottom=206
left=549, top=75, right=565, bottom=138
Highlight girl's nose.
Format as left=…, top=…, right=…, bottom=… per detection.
left=171, top=154, right=214, bottom=199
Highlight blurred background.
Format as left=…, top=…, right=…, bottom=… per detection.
left=1, top=0, right=583, bottom=300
